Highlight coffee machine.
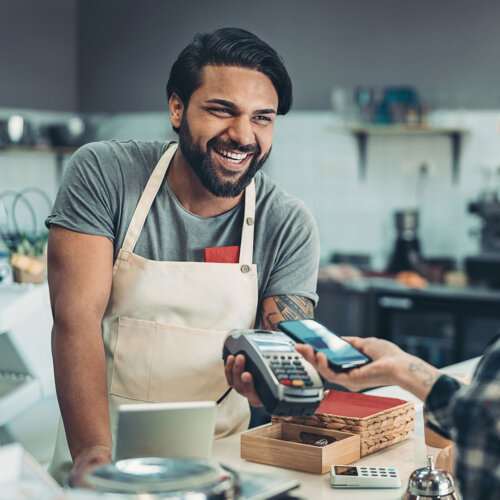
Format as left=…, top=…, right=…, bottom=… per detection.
left=466, top=194, right=500, bottom=288
left=386, top=210, right=423, bottom=273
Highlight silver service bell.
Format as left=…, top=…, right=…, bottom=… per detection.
left=402, top=456, right=458, bottom=500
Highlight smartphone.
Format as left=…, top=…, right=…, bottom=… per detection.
left=277, top=319, right=371, bottom=372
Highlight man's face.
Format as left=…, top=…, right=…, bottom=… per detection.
left=171, top=65, right=278, bottom=198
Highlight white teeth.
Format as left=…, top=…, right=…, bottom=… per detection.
left=215, top=148, right=249, bottom=162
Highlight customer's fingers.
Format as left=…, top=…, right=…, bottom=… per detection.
left=436, top=445, right=455, bottom=475
left=295, top=343, right=315, bottom=361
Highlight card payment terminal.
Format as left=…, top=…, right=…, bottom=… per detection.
left=223, top=329, right=323, bottom=416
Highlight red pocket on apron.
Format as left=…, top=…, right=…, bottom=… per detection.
left=204, top=246, right=240, bottom=263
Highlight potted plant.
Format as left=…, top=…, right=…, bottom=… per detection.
left=0, top=188, right=51, bottom=284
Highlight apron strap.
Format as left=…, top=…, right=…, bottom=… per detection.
left=121, top=143, right=178, bottom=253
left=122, top=141, right=256, bottom=263
left=239, top=179, right=256, bottom=265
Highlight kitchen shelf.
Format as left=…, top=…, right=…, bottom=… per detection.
left=0, top=283, right=54, bottom=426
left=333, top=124, right=469, bottom=183
left=0, top=145, right=77, bottom=185
left=0, top=374, right=41, bottom=426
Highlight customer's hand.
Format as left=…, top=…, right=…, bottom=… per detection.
left=295, top=337, right=408, bottom=392
left=435, top=444, right=456, bottom=476
left=224, top=354, right=263, bottom=407
left=296, top=336, right=441, bottom=401
left=69, top=445, right=111, bottom=489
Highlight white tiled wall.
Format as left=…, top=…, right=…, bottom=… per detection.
left=267, top=111, right=500, bottom=268
left=1, top=108, right=500, bottom=268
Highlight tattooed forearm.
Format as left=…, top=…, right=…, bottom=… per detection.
left=262, top=295, right=314, bottom=331
left=409, top=361, right=439, bottom=387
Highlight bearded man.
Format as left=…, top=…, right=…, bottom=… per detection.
left=46, top=27, right=319, bottom=485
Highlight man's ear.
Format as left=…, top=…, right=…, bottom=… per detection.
left=169, top=92, right=184, bottom=129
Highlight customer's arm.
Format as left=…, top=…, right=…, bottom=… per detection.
left=299, top=336, right=500, bottom=498
left=48, top=226, right=114, bottom=482
left=295, top=336, right=441, bottom=400
left=436, top=338, right=500, bottom=500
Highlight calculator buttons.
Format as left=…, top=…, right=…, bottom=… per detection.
left=292, top=379, right=304, bottom=387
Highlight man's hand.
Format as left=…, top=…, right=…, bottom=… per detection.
left=224, top=354, right=263, bottom=407
left=68, top=445, right=111, bottom=489
left=223, top=294, right=313, bottom=408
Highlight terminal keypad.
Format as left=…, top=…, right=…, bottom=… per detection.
left=264, top=354, right=313, bottom=386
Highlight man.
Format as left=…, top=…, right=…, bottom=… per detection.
left=297, top=335, right=500, bottom=499
left=46, top=27, right=319, bottom=484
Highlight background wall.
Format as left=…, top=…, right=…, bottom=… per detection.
left=0, top=0, right=78, bottom=111
left=1, top=0, right=500, bottom=112
left=1, top=0, right=500, bottom=267
left=77, top=0, right=500, bottom=112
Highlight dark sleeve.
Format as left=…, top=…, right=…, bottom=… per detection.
left=45, top=142, right=118, bottom=242
left=424, top=374, right=462, bottom=438
left=425, top=340, right=500, bottom=499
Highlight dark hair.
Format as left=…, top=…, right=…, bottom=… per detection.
left=166, top=27, right=292, bottom=133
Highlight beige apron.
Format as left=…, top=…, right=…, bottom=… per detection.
left=50, top=143, right=258, bottom=483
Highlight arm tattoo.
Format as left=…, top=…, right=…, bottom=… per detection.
left=263, top=295, right=314, bottom=331
left=409, top=361, right=439, bottom=387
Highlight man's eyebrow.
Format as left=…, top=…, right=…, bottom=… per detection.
left=204, top=99, right=237, bottom=108
left=204, top=99, right=277, bottom=115
left=254, top=108, right=277, bottom=115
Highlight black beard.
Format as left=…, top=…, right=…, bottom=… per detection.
left=178, top=115, right=271, bottom=198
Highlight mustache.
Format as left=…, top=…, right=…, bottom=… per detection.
left=207, top=137, right=260, bottom=155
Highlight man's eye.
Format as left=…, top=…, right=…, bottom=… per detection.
left=254, top=115, right=272, bottom=123
left=210, top=107, right=232, bottom=115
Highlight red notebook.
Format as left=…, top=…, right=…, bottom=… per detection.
left=316, top=390, right=407, bottom=418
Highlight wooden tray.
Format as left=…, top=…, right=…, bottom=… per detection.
left=273, top=390, right=415, bottom=456
left=241, top=422, right=360, bottom=474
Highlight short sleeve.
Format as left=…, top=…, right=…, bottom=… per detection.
left=45, top=142, right=118, bottom=242
left=263, top=201, right=320, bottom=306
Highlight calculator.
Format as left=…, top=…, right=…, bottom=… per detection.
left=330, top=465, right=402, bottom=488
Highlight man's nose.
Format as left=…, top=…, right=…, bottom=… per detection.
left=227, top=116, right=255, bottom=146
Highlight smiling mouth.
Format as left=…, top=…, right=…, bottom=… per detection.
left=213, top=146, right=253, bottom=165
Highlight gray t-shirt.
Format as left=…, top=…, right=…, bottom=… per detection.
left=46, top=140, right=319, bottom=322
